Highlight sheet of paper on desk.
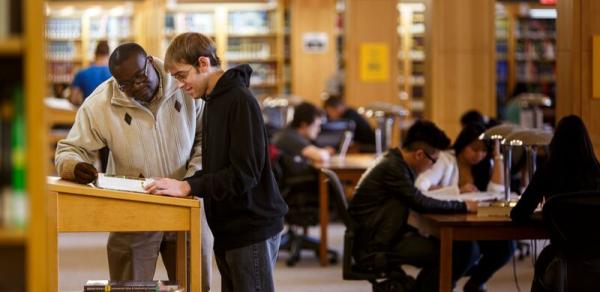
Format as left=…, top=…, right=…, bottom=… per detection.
left=425, top=187, right=504, bottom=202
left=95, top=173, right=153, bottom=193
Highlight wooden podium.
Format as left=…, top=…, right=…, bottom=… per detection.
left=47, top=177, right=202, bottom=291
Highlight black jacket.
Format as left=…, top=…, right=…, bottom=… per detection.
left=349, top=148, right=466, bottom=240
left=186, top=65, right=288, bottom=253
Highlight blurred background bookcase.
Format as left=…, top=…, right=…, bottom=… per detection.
left=162, top=1, right=286, bottom=98
left=0, top=0, right=48, bottom=291
left=45, top=1, right=142, bottom=98
left=397, top=0, right=427, bottom=118
left=495, top=1, right=556, bottom=125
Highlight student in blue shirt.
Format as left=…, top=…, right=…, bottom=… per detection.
left=69, top=41, right=112, bottom=106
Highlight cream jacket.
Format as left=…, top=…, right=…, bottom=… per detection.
left=55, top=58, right=203, bottom=180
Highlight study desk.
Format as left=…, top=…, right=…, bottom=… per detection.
left=47, top=177, right=202, bottom=292
left=408, top=212, right=549, bottom=292
left=314, top=154, right=376, bottom=266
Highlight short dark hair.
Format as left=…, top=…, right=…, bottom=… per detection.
left=323, top=95, right=345, bottom=109
left=402, top=120, right=450, bottom=151
left=108, top=43, right=147, bottom=72
left=95, top=40, right=110, bottom=56
left=164, top=32, right=221, bottom=70
left=460, top=110, right=485, bottom=127
left=291, top=102, right=320, bottom=129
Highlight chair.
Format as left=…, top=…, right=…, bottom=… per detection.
left=541, top=191, right=600, bottom=292
left=275, top=152, right=338, bottom=266
left=321, top=168, right=415, bottom=290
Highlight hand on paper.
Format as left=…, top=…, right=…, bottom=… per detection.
left=144, top=178, right=191, bottom=197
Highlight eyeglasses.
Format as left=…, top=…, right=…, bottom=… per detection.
left=424, top=151, right=438, bottom=164
left=172, top=64, right=197, bottom=83
left=117, top=58, right=150, bottom=91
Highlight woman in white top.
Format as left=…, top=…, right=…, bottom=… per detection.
left=416, top=123, right=514, bottom=292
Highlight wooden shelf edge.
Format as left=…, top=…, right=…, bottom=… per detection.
left=0, top=228, right=27, bottom=245
left=0, top=37, right=24, bottom=56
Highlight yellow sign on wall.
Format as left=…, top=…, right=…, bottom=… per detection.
left=594, top=36, right=600, bottom=98
left=360, top=43, right=390, bottom=82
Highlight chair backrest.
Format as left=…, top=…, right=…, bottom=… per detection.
left=321, top=168, right=354, bottom=229
left=542, top=191, right=600, bottom=252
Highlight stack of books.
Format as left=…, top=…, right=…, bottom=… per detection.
left=84, top=280, right=182, bottom=292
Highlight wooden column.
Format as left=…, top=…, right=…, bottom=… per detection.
left=556, top=0, right=600, bottom=153
left=426, top=0, right=496, bottom=138
left=136, top=0, right=165, bottom=57
left=345, top=0, right=398, bottom=108
left=289, top=0, right=337, bottom=105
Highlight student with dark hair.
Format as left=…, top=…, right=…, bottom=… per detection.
left=348, top=120, right=479, bottom=292
left=416, top=123, right=514, bottom=292
left=273, top=102, right=334, bottom=164
left=323, top=95, right=375, bottom=148
left=69, top=40, right=112, bottom=106
left=510, top=115, right=600, bottom=291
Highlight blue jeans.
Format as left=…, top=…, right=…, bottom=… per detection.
left=215, top=234, right=280, bottom=292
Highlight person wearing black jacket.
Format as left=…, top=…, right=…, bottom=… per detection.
left=348, top=120, right=479, bottom=292
left=510, top=115, right=600, bottom=291
left=146, top=32, right=288, bottom=292
left=323, top=95, right=376, bottom=150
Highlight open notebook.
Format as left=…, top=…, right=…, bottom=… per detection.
left=423, top=185, right=504, bottom=202
left=94, top=174, right=154, bottom=193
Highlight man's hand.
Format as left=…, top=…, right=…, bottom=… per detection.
left=464, top=200, right=478, bottom=213
left=460, top=183, right=478, bottom=193
left=73, top=162, right=98, bottom=184
left=144, top=178, right=191, bottom=197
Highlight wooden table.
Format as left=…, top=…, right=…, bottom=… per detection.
left=314, top=154, right=376, bottom=266
left=408, top=212, right=549, bottom=292
left=47, top=177, right=202, bottom=292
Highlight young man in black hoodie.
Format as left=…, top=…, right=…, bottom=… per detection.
left=145, top=32, right=288, bottom=292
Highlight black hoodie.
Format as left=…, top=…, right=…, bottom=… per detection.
left=185, top=64, right=288, bottom=253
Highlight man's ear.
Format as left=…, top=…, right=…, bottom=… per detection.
left=198, top=56, right=211, bottom=71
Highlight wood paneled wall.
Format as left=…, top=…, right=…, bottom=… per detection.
left=344, top=0, right=399, bottom=108
left=344, top=0, right=496, bottom=139
left=426, top=0, right=496, bottom=139
left=557, top=0, right=600, bottom=153
left=290, top=0, right=337, bottom=105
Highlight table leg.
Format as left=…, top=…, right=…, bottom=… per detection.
left=319, top=171, right=329, bottom=266
left=48, top=191, right=58, bottom=292
left=189, top=208, right=201, bottom=292
left=439, top=227, right=453, bottom=292
left=176, top=231, right=187, bottom=290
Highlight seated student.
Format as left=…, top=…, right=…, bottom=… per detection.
left=273, top=102, right=334, bottom=164
left=415, top=123, right=514, bottom=292
left=348, top=120, right=479, bottom=292
left=323, top=96, right=375, bottom=149
left=511, top=115, right=600, bottom=291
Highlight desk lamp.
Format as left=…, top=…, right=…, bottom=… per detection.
left=358, top=102, right=408, bottom=156
left=480, top=123, right=523, bottom=202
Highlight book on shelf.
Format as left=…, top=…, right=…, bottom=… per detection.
left=84, top=280, right=182, bottom=292
left=0, top=0, right=9, bottom=39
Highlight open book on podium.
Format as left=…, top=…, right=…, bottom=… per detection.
left=94, top=173, right=154, bottom=193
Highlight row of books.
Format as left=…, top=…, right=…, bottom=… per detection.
left=165, top=12, right=215, bottom=36
left=0, top=85, right=27, bottom=229
left=47, top=62, right=78, bottom=83
left=225, top=39, right=272, bottom=60
left=0, top=0, right=20, bottom=39
left=46, top=18, right=82, bottom=39
left=89, top=16, right=132, bottom=39
left=84, top=280, right=182, bottom=292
